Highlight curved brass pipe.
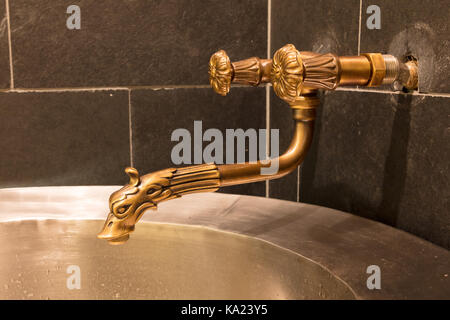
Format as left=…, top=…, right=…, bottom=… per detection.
left=218, top=96, right=317, bottom=186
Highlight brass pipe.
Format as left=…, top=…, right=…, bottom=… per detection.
left=338, top=56, right=372, bottom=86
left=218, top=96, right=317, bottom=186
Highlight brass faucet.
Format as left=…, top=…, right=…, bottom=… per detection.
left=98, top=44, right=418, bottom=244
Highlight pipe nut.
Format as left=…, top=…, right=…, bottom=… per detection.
left=362, top=53, right=386, bottom=87
left=400, top=59, right=418, bottom=90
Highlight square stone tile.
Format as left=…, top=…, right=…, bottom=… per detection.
left=0, top=90, right=130, bottom=187
left=272, top=0, right=360, bottom=55
left=10, top=0, right=267, bottom=88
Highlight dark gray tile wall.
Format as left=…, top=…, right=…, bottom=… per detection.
left=360, top=0, right=450, bottom=93
left=0, top=91, right=130, bottom=187
left=131, top=87, right=266, bottom=197
left=9, top=0, right=267, bottom=88
left=271, top=0, right=449, bottom=248
left=0, top=0, right=10, bottom=88
left=300, top=91, right=449, bottom=248
left=0, top=1, right=268, bottom=199
left=271, top=0, right=360, bottom=56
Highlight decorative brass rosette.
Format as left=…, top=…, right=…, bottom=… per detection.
left=209, top=50, right=233, bottom=96
left=270, top=44, right=304, bottom=103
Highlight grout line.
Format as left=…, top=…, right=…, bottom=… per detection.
left=1, top=87, right=130, bottom=93
left=265, top=85, right=270, bottom=198
left=0, top=84, right=260, bottom=94
left=265, top=0, right=272, bottom=198
left=357, top=0, right=362, bottom=55
left=5, top=0, right=14, bottom=88
left=336, top=87, right=450, bottom=98
left=128, top=89, right=134, bottom=168
left=1, top=85, right=448, bottom=98
left=121, top=84, right=213, bottom=90
left=0, top=85, right=213, bottom=93
left=267, top=0, right=272, bottom=61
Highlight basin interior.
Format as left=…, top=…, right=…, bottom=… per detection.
left=0, top=219, right=355, bottom=299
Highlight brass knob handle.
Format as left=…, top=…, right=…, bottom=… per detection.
left=208, top=50, right=233, bottom=96
left=270, top=44, right=305, bottom=103
left=209, top=50, right=272, bottom=96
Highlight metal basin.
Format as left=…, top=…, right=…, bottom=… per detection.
left=0, top=219, right=354, bottom=299
left=0, top=186, right=355, bottom=299
left=0, top=186, right=448, bottom=300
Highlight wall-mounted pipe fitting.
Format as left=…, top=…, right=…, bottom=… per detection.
left=398, top=59, right=419, bottom=91
left=209, top=44, right=419, bottom=101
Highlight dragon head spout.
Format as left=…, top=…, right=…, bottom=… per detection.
left=97, top=164, right=221, bottom=245
left=97, top=167, right=176, bottom=245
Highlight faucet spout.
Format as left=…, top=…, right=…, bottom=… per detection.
left=97, top=165, right=221, bottom=244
